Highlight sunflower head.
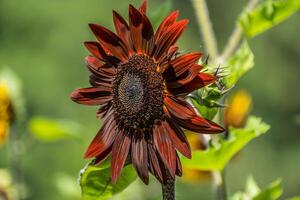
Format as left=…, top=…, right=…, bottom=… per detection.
left=71, top=0, right=224, bottom=184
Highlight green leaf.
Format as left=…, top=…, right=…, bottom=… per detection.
left=224, top=41, right=254, bottom=88
left=80, top=160, right=137, bottom=200
left=191, top=87, right=225, bottom=120
left=28, top=117, right=82, bottom=141
left=245, top=176, right=261, bottom=197
left=254, top=179, right=282, bottom=200
left=239, top=0, right=300, bottom=37
left=230, top=176, right=282, bottom=200
left=191, top=98, right=218, bottom=120
left=181, top=116, right=270, bottom=171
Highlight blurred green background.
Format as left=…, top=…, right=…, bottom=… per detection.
left=0, top=0, right=299, bottom=199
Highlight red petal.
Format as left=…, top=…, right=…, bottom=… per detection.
left=152, top=20, right=188, bottom=60
left=153, top=121, right=176, bottom=177
left=155, top=11, right=179, bottom=41
left=94, top=146, right=112, bottom=165
left=89, top=75, right=112, bottom=88
left=96, top=103, right=112, bottom=118
left=203, top=120, right=225, bottom=133
left=85, top=56, right=115, bottom=75
left=165, top=119, right=191, bottom=158
left=164, top=52, right=202, bottom=80
left=70, top=86, right=112, bottom=105
left=131, top=135, right=149, bottom=184
left=168, top=73, right=216, bottom=96
left=139, top=0, right=147, bottom=13
left=148, top=143, right=164, bottom=183
left=164, top=95, right=196, bottom=120
left=111, top=131, right=131, bottom=184
left=175, top=153, right=182, bottom=176
left=89, top=24, right=129, bottom=61
left=163, top=120, right=191, bottom=158
left=129, top=5, right=153, bottom=53
left=173, top=115, right=224, bottom=134
left=159, top=45, right=179, bottom=72
left=84, top=41, right=120, bottom=65
left=166, top=64, right=202, bottom=88
left=84, top=41, right=106, bottom=60
left=113, top=11, right=131, bottom=49
left=84, top=116, right=117, bottom=158
left=85, top=56, right=115, bottom=80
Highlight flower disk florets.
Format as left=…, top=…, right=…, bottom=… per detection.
left=112, top=54, right=164, bottom=130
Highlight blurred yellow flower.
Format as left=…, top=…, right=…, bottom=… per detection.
left=0, top=83, right=12, bottom=147
left=182, top=133, right=211, bottom=183
left=0, top=169, right=18, bottom=200
left=225, top=90, right=252, bottom=128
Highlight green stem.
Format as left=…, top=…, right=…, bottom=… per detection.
left=162, top=174, right=175, bottom=200
left=219, top=0, right=259, bottom=62
left=192, top=0, right=219, bottom=61
left=8, top=124, right=23, bottom=200
left=213, top=170, right=227, bottom=200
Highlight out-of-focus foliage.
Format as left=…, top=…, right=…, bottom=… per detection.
left=239, top=0, right=300, bottom=37
left=224, top=41, right=254, bottom=88
left=148, top=0, right=172, bottom=28
left=225, top=90, right=252, bottom=128
left=181, top=116, right=270, bottom=171
left=230, top=176, right=282, bottom=200
left=287, top=197, right=300, bottom=200
left=80, top=160, right=137, bottom=200
left=0, top=169, right=18, bottom=200
left=28, top=117, right=82, bottom=141
left=55, top=173, right=81, bottom=199
left=295, top=115, right=300, bottom=125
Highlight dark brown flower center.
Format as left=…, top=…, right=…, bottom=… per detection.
left=112, top=54, right=164, bottom=130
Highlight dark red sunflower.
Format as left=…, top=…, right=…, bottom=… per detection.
left=71, top=0, right=224, bottom=185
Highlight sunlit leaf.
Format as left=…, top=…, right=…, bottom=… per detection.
left=239, top=0, right=300, bottom=37
left=181, top=116, right=270, bottom=171
left=230, top=176, right=282, bottom=200
left=245, top=176, right=260, bottom=197
left=80, top=160, right=137, bottom=200
left=224, top=41, right=254, bottom=88
left=254, top=179, right=282, bottom=200
left=28, top=117, right=82, bottom=141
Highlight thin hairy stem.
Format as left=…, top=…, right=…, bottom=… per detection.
left=220, top=0, right=260, bottom=62
left=162, top=174, right=175, bottom=200
left=192, top=0, right=219, bottom=60
left=8, top=124, right=24, bottom=200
